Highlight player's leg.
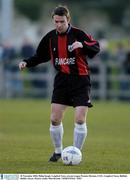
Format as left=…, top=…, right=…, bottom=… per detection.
left=73, top=106, right=88, bottom=150
left=49, top=103, right=67, bottom=162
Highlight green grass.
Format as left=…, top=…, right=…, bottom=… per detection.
left=0, top=99, right=130, bottom=173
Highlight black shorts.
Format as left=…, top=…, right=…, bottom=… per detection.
left=51, top=72, right=93, bottom=107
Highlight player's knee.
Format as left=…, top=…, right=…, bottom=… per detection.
left=75, top=106, right=88, bottom=121
left=75, top=114, right=86, bottom=124
left=50, top=113, right=62, bottom=126
left=75, top=120, right=85, bottom=124
left=51, top=121, right=60, bottom=126
left=75, top=110, right=87, bottom=124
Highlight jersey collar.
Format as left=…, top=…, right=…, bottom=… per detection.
left=56, top=24, right=72, bottom=35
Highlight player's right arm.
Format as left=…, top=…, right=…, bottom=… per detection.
left=19, top=61, right=27, bottom=71
left=19, top=33, right=51, bottom=70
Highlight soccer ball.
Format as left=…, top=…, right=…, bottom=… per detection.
left=61, top=146, right=82, bottom=165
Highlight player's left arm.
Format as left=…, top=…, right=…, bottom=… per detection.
left=76, top=30, right=100, bottom=58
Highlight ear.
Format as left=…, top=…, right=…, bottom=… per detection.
left=67, top=17, right=71, bottom=23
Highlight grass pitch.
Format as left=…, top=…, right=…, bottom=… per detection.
left=0, top=99, right=130, bottom=174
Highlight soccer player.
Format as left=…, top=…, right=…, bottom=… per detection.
left=19, top=5, right=100, bottom=162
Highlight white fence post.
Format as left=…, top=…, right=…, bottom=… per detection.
left=90, top=61, right=107, bottom=100
left=0, top=61, right=5, bottom=97
left=99, top=62, right=107, bottom=99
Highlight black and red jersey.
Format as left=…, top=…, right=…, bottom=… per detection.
left=24, top=25, right=100, bottom=75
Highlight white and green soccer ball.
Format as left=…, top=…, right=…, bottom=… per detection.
left=61, top=146, right=82, bottom=165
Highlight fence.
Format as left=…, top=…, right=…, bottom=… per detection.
left=0, top=59, right=130, bottom=100
left=90, top=60, right=130, bottom=100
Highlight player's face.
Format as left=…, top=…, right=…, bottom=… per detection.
left=53, top=15, right=69, bottom=34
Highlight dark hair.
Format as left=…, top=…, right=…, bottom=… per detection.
left=52, top=5, right=70, bottom=20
